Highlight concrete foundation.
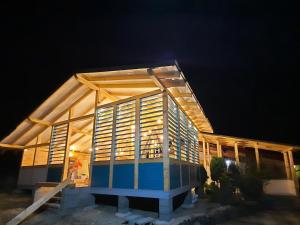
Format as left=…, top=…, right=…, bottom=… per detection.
left=61, top=188, right=95, bottom=210
left=159, top=198, right=173, bottom=221
left=118, top=196, right=129, bottom=213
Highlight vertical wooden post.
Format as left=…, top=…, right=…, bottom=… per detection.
left=234, top=142, right=240, bottom=166
left=216, top=141, right=220, bottom=157
left=288, top=151, right=299, bottom=196
left=202, top=140, right=207, bottom=170
left=62, top=108, right=73, bottom=180
left=88, top=90, right=99, bottom=186
left=162, top=91, right=170, bottom=192
left=134, top=97, right=140, bottom=190
left=254, top=144, right=260, bottom=171
left=206, top=142, right=211, bottom=181
left=283, top=152, right=291, bottom=179
left=109, top=105, right=117, bottom=189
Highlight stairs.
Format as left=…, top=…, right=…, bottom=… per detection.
left=44, top=193, right=62, bottom=209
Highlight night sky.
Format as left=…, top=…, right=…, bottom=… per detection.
left=1, top=1, right=300, bottom=186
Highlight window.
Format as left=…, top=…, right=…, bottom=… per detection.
left=140, top=94, right=163, bottom=159
left=48, top=123, right=68, bottom=165
left=93, top=107, right=113, bottom=162
left=168, top=96, right=180, bottom=159
left=115, top=100, right=135, bottom=160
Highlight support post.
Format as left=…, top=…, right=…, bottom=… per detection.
left=234, top=142, right=240, bottom=166
left=288, top=151, right=299, bottom=196
left=206, top=142, right=211, bottom=182
left=254, top=144, right=260, bottom=171
left=62, top=108, right=73, bottom=180
left=283, top=152, right=291, bottom=179
left=202, top=140, right=207, bottom=170
left=162, top=91, right=170, bottom=192
left=109, top=105, right=117, bottom=189
left=118, top=196, right=129, bottom=213
left=159, top=198, right=173, bottom=221
left=134, top=98, right=140, bottom=190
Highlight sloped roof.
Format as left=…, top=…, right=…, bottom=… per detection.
left=1, top=62, right=213, bottom=147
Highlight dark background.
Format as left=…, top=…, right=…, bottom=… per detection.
left=1, top=1, right=299, bottom=189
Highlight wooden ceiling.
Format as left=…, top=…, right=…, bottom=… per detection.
left=0, top=63, right=213, bottom=148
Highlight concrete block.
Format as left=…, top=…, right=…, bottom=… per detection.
left=159, top=198, right=173, bottom=221
left=118, top=196, right=129, bottom=213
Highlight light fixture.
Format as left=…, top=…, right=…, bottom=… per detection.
left=69, top=152, right=74, bottom=157
left=89, top=148, right=92, bottom=152
left=24, top=149, right=28, bottom=152
left=70, top=145, right=76, bottom=151
left=225, top=159, right=231, bottom=168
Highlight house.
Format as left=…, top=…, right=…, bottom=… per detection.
left=0, top=62, right=299, bottom=219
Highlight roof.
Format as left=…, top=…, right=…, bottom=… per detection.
left=201, top=132, right=300, bottom=152
left=0, top=62, right=213, bottom=147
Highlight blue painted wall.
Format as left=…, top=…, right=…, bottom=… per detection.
left=139, top=163, right=163, bottom=190
left=181, top=164, right=189, bottom=186
left=170, top=163, right=180, bottom=189
left=91, top=165, right=110, bottom=187
left=47, top=166, right=63, bottom=182
left=113, top=164, right=134, bottom=189
left=190, top=165, right=197, bottom=185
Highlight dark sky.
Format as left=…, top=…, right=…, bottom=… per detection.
left=1, top=1, right=300, bottom=147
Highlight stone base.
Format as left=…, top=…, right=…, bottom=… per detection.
left=159, top=198, right=173, bottom=221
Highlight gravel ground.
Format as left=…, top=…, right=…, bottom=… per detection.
left=220, top=210, right=300, bottom=225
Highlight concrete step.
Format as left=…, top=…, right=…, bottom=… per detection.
left=45, top=203, right=60, bottom=209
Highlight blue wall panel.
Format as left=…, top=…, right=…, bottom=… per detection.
left=170, top=163, right=180, bottom=189
left=47, top=166, right=63, bottom=182
left=113, top=164, right=134, bottom=189
left=138, top=163, right=163, bottom=190
left=91, top=165, right=110, bottom=187
left=182, top=164, right=189, bottom=186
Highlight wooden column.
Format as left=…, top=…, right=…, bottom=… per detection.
left=88, top=90, right=99, bottom=186
left=62, top=108, right=73, bottom=180
left=162, top=91, right=170, bottom=192
left=206, top=142, right=211, bottom=181
left=109, top=105, right=117, bottom=189
left=234, top=142, right=240, bottom=166
left=254, top=144, right=260, bottom=171
left=202, top=140, right=207, bottom=170
left=288, top=151, right=299, bottom=196
left=216, top=141, right=223, bottom=158
left=283, top=152, right=291, bottom=179
left=134, top=97, right=140, bottom=190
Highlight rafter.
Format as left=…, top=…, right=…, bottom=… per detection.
left=75, top=74, right=99, bottom=90
left=0, top=143, right=24, bottom=150
left=28, top=117, right=52, bottom=126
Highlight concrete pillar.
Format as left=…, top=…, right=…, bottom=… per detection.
left=234, top=142, right=240, bottom=166
left=118, top=196, right=129, bottom=213
left=288, top=151, right=299, bottom=196
left=283, top=152, right=291, bottom=179
left=61, top=188, right=95, bottom=210
left=159, top=198, right=173, bottom=221
left=254, top=144, right=260, bottom=171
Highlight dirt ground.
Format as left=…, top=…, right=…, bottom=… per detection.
left=1, top=192, right=300, bottom=225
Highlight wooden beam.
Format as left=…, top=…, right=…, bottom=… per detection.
left=99, top=88, right=119, bottom=101
left=163, top=79, right=186, bottom=88
left=75, top=74, right=99, bottom=90
left=94, top=82, right=157, bottom=88
left=72, top=127, right=92, bottom=136
left=147, top=68, right=165, bottom=91
left=254, top=144, right=260, bottom=171
left=86, top=74, right=149, bottom=81
left=283, top=152, right=291, bottom=179
left=173, top=92, right=193, bottom=98
left=234, top=142, right=240, bottom=166
left=0, top=143, right=24, bottom=150
left=28, top=117, right=51, bottom=126
left=288, top=151, right=299, bottom=196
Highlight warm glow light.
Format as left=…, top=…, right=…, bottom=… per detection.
left=89, top=148, right=92, bottom=152
left=143, top=133, right=147, bottom=137
left=24, top=149, right=28, bottom=152
left=160, top=135, right=163, bottom=140
left=70, top=145, right=76, bottom=151
left=131, top=125, right=135, bottom=130
left=225, top=159, right=231, bottom=168
left=69, top=152, right=74, bottom=157
left=148, top=130, right=152, bottom=134
left=157, top=119, right=162, bottom=124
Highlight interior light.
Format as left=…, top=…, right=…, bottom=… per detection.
left=70, top=145, right=76, bottom=151
left=225, top=159, right=231, bottom=167
left=24, top=149, right=28, bottom=152
left=89, top=148, right=92, bottom=152
left=69, top=152, right=74, bottom=157
left=157, top=119, right=162, bottom=124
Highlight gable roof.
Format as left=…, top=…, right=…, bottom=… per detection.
left=1, top=62, right=213, bottom=147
